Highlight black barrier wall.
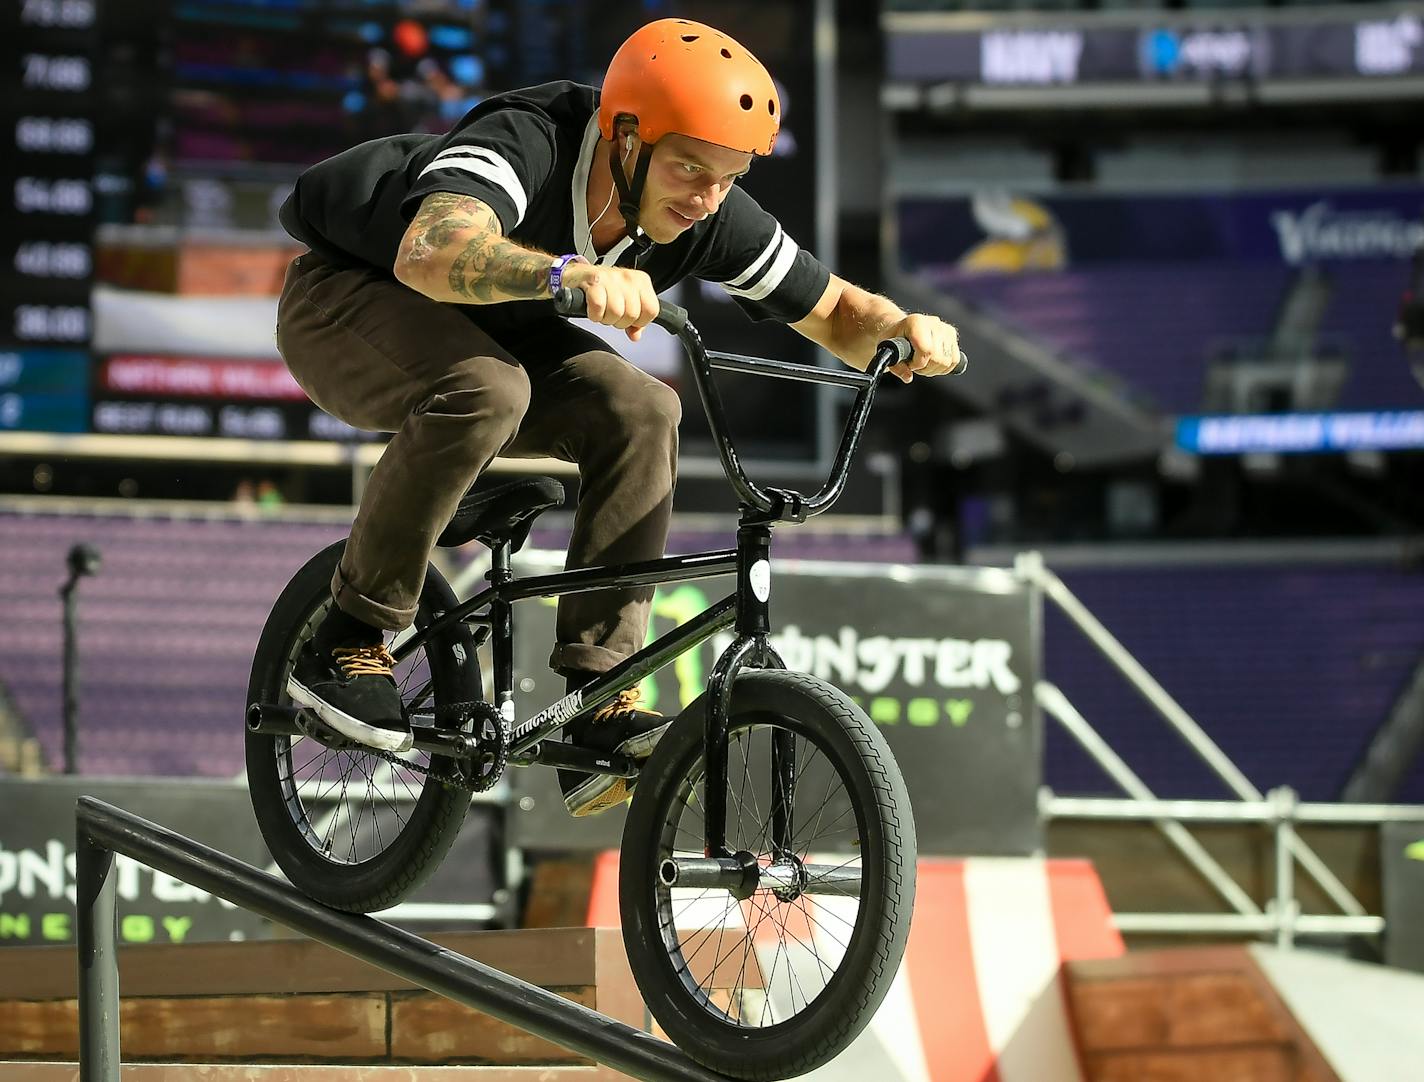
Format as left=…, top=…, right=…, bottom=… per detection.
left=0, top=777, right=503, bottom=946
left=506, top=555, right=1042, bottom=856
left=1383, top=820, right=1424, bottom=973
left=0, top=778, right=269, bottom=946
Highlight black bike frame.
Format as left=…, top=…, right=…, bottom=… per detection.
left=389, top=293, right=910, bottom=857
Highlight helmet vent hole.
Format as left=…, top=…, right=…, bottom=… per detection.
left=681, top=34, right=699, bottom=42
left=720, top=48, right=732, bottom=59
left=739, top=94, right=753, bottom=110
left=768, top=99, right=776, bottom=115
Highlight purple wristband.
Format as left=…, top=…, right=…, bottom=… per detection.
left=549, top=253, right=588, bottom=295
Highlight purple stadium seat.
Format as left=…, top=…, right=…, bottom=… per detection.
left=925, top=260, right=1421, bottom=415
left=1040, top=562, right=1424, bottom=803
left=0, top=510, right=916, bottom=779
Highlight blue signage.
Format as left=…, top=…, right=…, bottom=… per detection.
left=898, top=185, right=1424, bottom=269
left=1177, top=411, right=1424, bottom=454
left=0, top=349, right=90, bottom=392
left=0, top=391, right=89, bottom=433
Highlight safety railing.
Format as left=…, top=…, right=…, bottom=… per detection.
left=75, top=796, right=733, bottom=1082
left=1015, top=551, right=1424, bottom=949
left=1039, top=786, right=1423, bottom=947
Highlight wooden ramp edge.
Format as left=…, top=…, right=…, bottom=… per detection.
left=1063, top=945, right=1341, bottom=1082
left=0, top=1065, right=602, bottom=1081
left=0, top=929, right=645, bottom=1081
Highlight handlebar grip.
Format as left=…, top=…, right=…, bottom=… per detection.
left=553, top=287, right=689, bottom=335
left=653, top=297, right=688, bottom=334
left=553, top=287, right=587, bottom=319
left=875, top=336, right=970, bottom=375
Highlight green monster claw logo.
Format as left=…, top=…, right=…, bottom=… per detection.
left=541, top=583, right=1011, bottom=729
left=1406, top=840, right=1424, bottom=862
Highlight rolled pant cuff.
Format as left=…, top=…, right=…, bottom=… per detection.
left=549, top=642, right=628, bottom=676
left=331, top=564, right=416, bottom=632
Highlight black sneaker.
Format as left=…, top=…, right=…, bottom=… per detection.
left=560, top=688, right=672, bottom=817
left=287, top=612, right=411, bottom=754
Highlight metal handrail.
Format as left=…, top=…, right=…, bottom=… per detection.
left=1041, top=792, right=1424, bottom=824
left=1043, top=785, right=1423, bottom=946
left=1016, top=551, right=1370, bottom=919
left=75, top=797, right=732, bottom=1082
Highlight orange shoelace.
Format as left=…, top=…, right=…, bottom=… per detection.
left=592, top=687, right=660, bottom=723
left=332, top=644, right=396, bottom=678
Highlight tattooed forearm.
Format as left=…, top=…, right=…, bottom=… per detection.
left=446, top=233, right=551, bottom=302
left=395, top=192, right=554, bottom=304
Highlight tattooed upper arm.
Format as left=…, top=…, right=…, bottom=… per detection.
left=397, top=192, right=501, bottom=273
left=395, top=190, right=553, bottom=303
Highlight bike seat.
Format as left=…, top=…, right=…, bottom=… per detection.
left=436, top=476, right=566, bottom=552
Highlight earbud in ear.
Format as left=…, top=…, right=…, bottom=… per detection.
left=624, top=134, right=633, bottom=151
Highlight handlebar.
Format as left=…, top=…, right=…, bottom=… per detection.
left=551, top=286, right=964, bottom=522
left=555, top=286, right=688, bottom=334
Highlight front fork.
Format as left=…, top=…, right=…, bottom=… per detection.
left=703, top=520, right=793, bottom=859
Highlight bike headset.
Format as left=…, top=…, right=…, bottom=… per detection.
left=598, top=18, right=781, bottom=260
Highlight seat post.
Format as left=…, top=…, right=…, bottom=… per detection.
left=488, top=540, right=512, bottom=580
left=486, top=540, right=515, bottom=720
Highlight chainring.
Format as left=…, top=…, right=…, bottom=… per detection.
left=296, top=698, right=509, bottom=793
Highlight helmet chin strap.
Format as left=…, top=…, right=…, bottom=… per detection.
left=609, top=139, right=656, bottom=260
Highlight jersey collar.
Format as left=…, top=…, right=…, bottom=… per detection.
left=572, top=114, right=638, bottom=268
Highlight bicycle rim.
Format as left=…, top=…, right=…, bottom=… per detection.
left=269, top=600, right=457, bottom=867
left=652, top=714, right=868, bottom=1030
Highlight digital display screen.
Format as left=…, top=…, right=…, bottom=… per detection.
left=1177, top=411, right=1424, bottom=454
left=166, top=0, right=512, bottom=171
left=7, top=1, right=823, bottom=460
left=886, top=12, right=1424, bottom=88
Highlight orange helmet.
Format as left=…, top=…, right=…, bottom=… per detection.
left=598, top=19, right=780, bottom=156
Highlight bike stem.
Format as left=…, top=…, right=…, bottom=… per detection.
left=702, top=515, right=793, bottom=858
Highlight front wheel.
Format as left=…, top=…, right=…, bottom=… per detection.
left=619, top=670, right=916, bottom=1081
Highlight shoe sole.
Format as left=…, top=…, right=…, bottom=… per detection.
left=564, top=720, right=674, bottom=817
left=286, top=677, right=414, bottom=754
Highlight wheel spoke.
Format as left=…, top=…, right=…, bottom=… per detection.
left=266, top=596, right=464, bottom=870
left=652, top=716, right=871, bottom=1034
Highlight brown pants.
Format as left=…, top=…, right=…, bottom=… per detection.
left=275, top=251, right=681, bottom=676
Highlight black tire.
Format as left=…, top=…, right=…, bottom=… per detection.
left=245, top=540, right=482, bottom=913
left=619, top=670, right=916, bottom=1080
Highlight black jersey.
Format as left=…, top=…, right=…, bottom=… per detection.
left=278, top=81, right=829, bottom=333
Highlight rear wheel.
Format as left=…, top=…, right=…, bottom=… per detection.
left=619, top=670, right=916, bottom=1080
left=245, top=540, right=482, bottom=913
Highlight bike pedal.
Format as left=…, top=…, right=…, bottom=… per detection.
left=293, top=707, right=362, bottom=752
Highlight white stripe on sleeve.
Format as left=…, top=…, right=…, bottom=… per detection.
left=724, top=224, right=783, bottom=288
left=722, top=233, right=798, bottom=303
left=416, top=146, right=528, bottom=225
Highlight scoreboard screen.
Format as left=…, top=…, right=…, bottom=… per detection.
left=5, top=1, right=823, bottom=461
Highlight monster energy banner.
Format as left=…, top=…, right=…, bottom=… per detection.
left=1383, top=821, right=1424, bottom=973
left=0, top=778, right=272, bottom=947
left=507, top=555, right=1041, bottom=856
left=0, top=777, right=503, bottom=948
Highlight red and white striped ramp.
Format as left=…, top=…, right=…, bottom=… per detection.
left=586, top=854, right=1123, bottom=1082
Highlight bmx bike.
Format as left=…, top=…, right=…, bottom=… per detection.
left=247, top=287, right=956, bottom=1079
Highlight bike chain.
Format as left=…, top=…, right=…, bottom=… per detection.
left=365, top=699, right=510, bottom=794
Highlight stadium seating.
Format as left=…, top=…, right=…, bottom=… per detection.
left=0, top=510, right=917, bottom=779
left=1042, top=561, right=1424, bottom=803
left=3, top=510, right=1418, bottom=801
left=925, top=260, right=1418, bottom=415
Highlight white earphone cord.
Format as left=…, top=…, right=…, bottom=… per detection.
left=588, top=137, right=634, bottom=254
